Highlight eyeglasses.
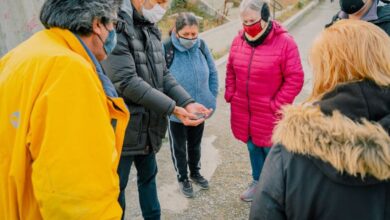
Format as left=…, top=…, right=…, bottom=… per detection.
left=101, top=16, right=121, bottom=26
left=111, top=17, right=120, bottom=26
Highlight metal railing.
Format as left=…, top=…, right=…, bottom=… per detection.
left=272, top=0, right=284, bottom=19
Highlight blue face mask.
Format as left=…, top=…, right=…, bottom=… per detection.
left=97, top=26, right=117, bottom=55
left=179, top=36, right=198, bottom=49
left=103, top=28, right=117, bottom=55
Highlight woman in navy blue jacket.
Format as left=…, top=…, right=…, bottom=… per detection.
left=163, top=12, right=219, bottom=198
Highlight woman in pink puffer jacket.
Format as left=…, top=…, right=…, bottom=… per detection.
left=225, top=0, right=304, bottom=202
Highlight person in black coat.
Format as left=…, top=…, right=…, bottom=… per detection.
left=326, top=0, right=390, bottom=35
left=250, top=20, right=390, bottom=220
left=101, top=0, right=212, bottom=219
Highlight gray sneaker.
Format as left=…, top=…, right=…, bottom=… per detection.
left=240, top=180, right=258, bottom=202
left=190, top=174, right=209, bottom=190
left=179, top=179, right=194, bottom=198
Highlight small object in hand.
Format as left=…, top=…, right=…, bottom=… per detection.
left=193, top=112, right=206, bottom=120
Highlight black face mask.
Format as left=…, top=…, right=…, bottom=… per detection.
left=340, top=0, right=365, bottom=14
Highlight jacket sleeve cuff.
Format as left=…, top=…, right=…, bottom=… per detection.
left=225, top=93, right=233, bottom=103
left=166, top=101, right=176, bottom=116
left=180, top=98, right=195, bottom=108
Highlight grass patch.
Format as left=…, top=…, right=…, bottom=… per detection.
left=276, top=0, right=312, bottom=22
left=158, top=2, right=225, bottom=40
left=211, top=46, right=230, bottom=60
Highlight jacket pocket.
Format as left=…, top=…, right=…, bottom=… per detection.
left=123, top=104, right=145, bottom=148
left=269, top=99, right=283, bottom=119
left=269, top=99, right=278, bottom=113
left=203, top=90, right=217, bottom=110
left=106, top=97, right=130, bottom=163
left=231, top=91, right=239, bottom=103
left=149, top=115, right=168, bottom=153
left=123, top=112, right=142, bottom=147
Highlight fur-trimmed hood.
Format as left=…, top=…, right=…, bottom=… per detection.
left=273, top=80, right=390, bottom=181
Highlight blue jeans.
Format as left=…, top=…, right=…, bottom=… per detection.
left=117, top=153, right=161, bottom=220
left=247, top=139, right=270, bottom=181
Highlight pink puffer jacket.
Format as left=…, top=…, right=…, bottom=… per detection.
left=225, top=21, right=304, bottom=147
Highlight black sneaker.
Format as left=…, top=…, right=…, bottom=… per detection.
left=179, top=179, right=194, bottom=198
left=190, top=173, right=209, bottom=190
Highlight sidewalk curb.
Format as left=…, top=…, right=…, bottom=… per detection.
left=284, top=0, right=320, bottom=30
left=199, top=20, right=240, bottom=39
left=214, top=0, right=321, bottom=68
left=198, top=0, right=232, bottom=22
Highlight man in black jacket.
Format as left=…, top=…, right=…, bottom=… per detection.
left=101, top=0, right=211, bottom=219
left=326, top=0, right=390, bottom=35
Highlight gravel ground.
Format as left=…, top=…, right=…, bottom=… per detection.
left=124, top=93, right=254, bottom=220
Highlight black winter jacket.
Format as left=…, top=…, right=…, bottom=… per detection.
left=249, top=80, right=390, bottom=220
left=101, top=10, right=194, bottom=155
left=326, top=4, right=390, bottom=35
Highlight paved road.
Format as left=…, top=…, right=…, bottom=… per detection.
left=125, top=1, right=340, bottom=219
left=289, top=0, right=340, bottom=103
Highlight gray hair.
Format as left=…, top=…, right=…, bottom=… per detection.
left=40, top=0, right=122, bottom=36
left=175, top=12, right=199, bottom=32
left=239, top=0, right=269, bottom=16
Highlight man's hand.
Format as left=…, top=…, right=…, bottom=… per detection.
left=185, top=103, right=213, bottom=118
left=173, top=106, right=205, bottom=126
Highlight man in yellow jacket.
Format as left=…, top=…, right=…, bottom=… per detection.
left=0, top=0, right=129, bottom=219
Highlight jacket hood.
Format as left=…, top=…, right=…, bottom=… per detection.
left=131, top=5, right=153, bottom=26
left=375, top=4, right=390, bottom=24
left=119, top=9, right=161, bottom=40
left=121, top=0, right=133, bottom=18
left=271, top=20, right=288, bottom=35
left=238, top=20, right=287, bottom=43
left=273, top=81, right=390, bottom=183
left=171, top=33, right=200, bottom=52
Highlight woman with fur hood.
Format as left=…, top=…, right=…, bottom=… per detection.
left=249, top=19, right=390, bottom=220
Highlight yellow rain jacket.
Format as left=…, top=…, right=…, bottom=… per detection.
left=0, top=28, right=129, bottom=220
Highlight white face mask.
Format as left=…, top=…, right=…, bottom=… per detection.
left=142, top=3, right=166, bottom=23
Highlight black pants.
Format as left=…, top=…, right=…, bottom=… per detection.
left=168, top=121, right=205, bottom=181
left=117, top=152, right=160, bottom=220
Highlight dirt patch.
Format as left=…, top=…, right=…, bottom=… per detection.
left=158, top=2, right=226, bottom=40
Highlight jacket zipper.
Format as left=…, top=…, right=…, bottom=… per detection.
left=137, top=116, right=143, bottom=144
left=143, top=28, right=156, bottom=87
left=141, top=28, right=152, bottom=151
left=246, top=48, right=255, bottom=138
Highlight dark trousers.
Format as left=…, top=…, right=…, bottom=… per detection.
left=117, top=152, right=160, bottom=220
left=168, top=121, right=205, bottom=181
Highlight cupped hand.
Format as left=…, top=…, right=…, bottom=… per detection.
left=185, top=102, right=213, bottom=119
left=173, top=106, right=205, bottom=126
